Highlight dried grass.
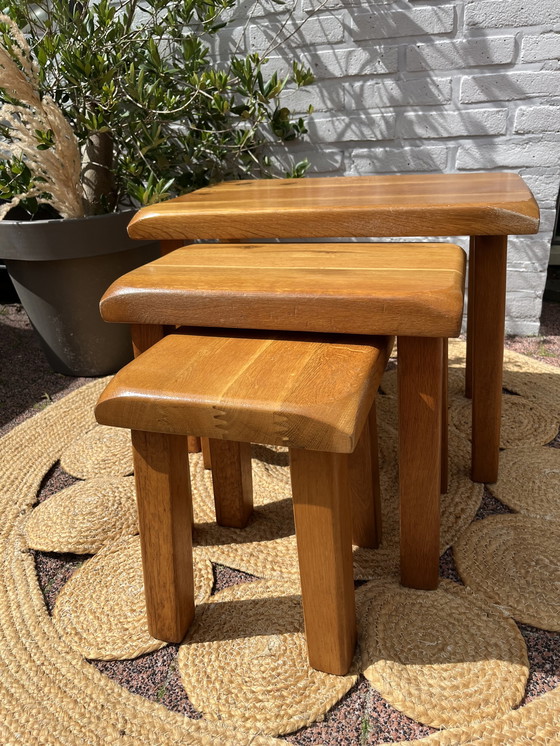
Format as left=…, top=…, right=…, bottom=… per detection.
left=0, top=14, right=84, bottom=219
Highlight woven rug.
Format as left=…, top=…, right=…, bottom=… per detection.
left=1, top=340, right=559, bottom=744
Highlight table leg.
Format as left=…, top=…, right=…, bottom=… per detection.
left=465, top=237, right=476, bottom=399
left=201, top=437, right=212, bottom=468
left=209, top=439, right=253, bottom=528
left=398, top=336, right=442, bottom=590
left=132, top=429, right=194, bottom=642
left=290, top=448, right=356, bottom=675
left=441, top=339, right=448, bottom=495
left=349, top=401, right=382, bottom=549
left=471, top=236, right=507, bottom=484
left=131, top=323, right=165, bottom=358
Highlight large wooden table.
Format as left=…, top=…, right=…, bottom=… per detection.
left=128, top=172, right=540, bottom=483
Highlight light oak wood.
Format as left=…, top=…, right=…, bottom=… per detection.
left=131, top=429, right=194, bottom=642
left=208, top=439, right=253, bottom=528
left=123, top=173, right=538, bottom=485
left=465, top=237, right=476, bottom=399
left=471, top=236, right=507, bottom=484
left=101, top=243, right=466, bottom=338
left=97, top=328, right=391, bottom=670
left=131, top=323, right=165, bottom=357
left=398, top=336, right=442, bottom=590
left=349, top=402, right=381, bottom=549
left=441, top=339, right=448, bottom=495
left=95, top=329, right=394, bottom=454
left=131, top=325, right=200, bottom=454
left=290, top=448, right=356, bottom=675
left=201, top=436, right=212, bottom=468
left=128, top=173, right=539, bottom=240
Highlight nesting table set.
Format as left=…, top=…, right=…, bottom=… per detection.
left=95, top=172, right=539, bottom=675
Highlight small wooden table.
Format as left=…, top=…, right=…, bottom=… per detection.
left=95, top=329, right=394, bottom=673
left=128, top=172, right=540, bottom=483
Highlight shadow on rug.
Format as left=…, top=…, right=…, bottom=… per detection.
left=1, top=341, right=559, bottom=744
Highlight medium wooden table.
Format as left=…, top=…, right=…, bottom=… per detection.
left=128, top=172, right=540, bottom=483
left=102, top=241, right=467, bottom=591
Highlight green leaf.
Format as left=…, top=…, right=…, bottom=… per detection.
left=0, top=0, right=315, bottom=210
left=285, top=159, right=309, bottom=178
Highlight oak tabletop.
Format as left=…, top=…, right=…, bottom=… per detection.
left=95, top=328, right=393, bottom=453
left=100, top=242, right=466, bottom=337
left=128, top=172, right=540, bottom=241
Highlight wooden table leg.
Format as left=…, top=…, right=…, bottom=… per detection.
left=188, top=436, right=202, bottom=453
left=131, top=323, right=165, bottom=358
left=471, top=235, right=507, bottom=484
left=465, top=236, right=476, bottom=399
left=398, top=336, right=442, bottom=590
left=132, top=430, right=194, bottom=642
left=290, top=448, right=356, bottom=675
left=349, top=401, right=382, bottom=549
left=201, top=437, right=212, bottom=468
left=209, top=439, right=253, bottom=528
left=441, top=339, right=448, bottom=495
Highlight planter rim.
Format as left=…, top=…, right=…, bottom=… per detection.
left=0, top=208, right=136, bottom=228
left=0, top=209, right=156, bottom=261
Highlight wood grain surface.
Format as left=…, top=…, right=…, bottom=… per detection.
left=208, top=439, right=253, bottom=528
left=398, top=336, right=443, bottom=590
left=131, top=324, right=201, bottom=454
left=471, top=235, right=508, bottom=483
left=95, top=328, right=393, bottom=454
left=130, top=323, right=165, bottom=358
left=131, top=429, right=194, bottom=642
left=349, top=402, right=382, bottom=549
left=127, top=172, right=539, bottom=240
left=100, top=242, right=466, bottom=338
left=290, top=448, right=356, bottom=675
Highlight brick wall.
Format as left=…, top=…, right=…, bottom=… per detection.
left=219, top=0, right=560, bottom=334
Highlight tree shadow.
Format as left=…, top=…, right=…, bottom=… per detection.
left=259, top=6, right=532, bottom=181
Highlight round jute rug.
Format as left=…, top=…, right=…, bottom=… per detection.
left=2, top=341, right=559, bottom=744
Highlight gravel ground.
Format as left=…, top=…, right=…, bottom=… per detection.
left=2, top=299, right=559, bottom=744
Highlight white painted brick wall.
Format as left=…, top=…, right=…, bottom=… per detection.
left=457, top=138, right=560, bottom=169
left=522, top=171, right=560, bottom=208
left=460, top=72, right=560, bottom=103
left=210, top=0, right=560, bottom=334
left=515, top=106, right=560, bottom=134
left=465, top=0, right=560, bottom=29
left=521, top=34, right=560, bottom=63
left=307, top=113, right=396, bottom=142
left=351, top=145, right=449, bottom=173
left=351, top=7, right=456, bottom=41
left=350, top=77, right=454, bottom=109
left=407, top=37, right=515, bottom=71
left=398, top=109, right=508, bottom=138
left=249, top=14, right=347, bottom=52
left=265, top=46, right=399, bottom=79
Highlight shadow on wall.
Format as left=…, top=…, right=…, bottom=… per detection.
left=253, top=4, right=532, bottom=179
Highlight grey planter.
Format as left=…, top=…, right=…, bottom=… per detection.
left=1, top=210, right=159, bottom=376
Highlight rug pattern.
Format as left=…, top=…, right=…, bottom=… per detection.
left=0, top=341, right=558, bottom=744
